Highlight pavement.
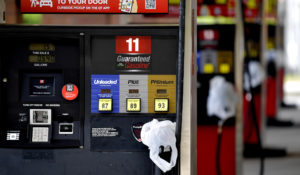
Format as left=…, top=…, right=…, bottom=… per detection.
left=243, top=96, right=300, bottom=175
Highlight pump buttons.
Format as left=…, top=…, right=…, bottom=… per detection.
left=154, top=98, right=169, bottom=112
left=98, top=98, right=113, bottom=112
left=62, top=84, right=79, bottom=101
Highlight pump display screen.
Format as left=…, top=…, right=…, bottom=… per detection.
left=29, top=77, right=54, bottom=96
left=157, top=89, right=167, bottom=94
left=101, top=89, right=111, bottom=94
left=129, top=89, right=139, bottom=94
left=28, top=55, right=55, bottom=63
left=28, top=43, right=56, bottom=63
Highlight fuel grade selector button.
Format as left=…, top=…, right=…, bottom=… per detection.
left=154, top=98, right=169, bottom=112
left=62, top=84, right=79, bottom=101
left=98, top=98, right=113, bottom=112
left=126, top=98, right=141, bottom=112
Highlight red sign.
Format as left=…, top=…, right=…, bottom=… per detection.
left=116, top=36, right=151, bottom=54
left=198, top=30, right=219, bottom=41
left=21, top=0, right=168, bottom=13
left=62, top=84, right=79, bottom=101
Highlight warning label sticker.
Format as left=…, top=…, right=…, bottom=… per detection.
left=91, top=128, right=119, bottom=137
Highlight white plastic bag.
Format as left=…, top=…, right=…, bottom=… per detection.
left=244, top=61, right=266, bottom=90
left=207, top=76, right=238, bottom=120
left=141, top=119, right=177, bottom=173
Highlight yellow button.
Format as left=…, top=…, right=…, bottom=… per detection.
left=216, top=0, right=226, bottom=4
left=127, top=98, right=141, bottom=112
left=219, top=63, right=230, bottom=74
left=98, top=98, right=112, bottom=112
left=204, top=64, right=214, bottom=74
left=154, top=99, right=169, bottom=112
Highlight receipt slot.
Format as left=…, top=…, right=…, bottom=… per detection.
left=0, top=25, right=179, bottom=175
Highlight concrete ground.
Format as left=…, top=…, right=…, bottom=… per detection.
left=243, top=94, right=300, bottom=175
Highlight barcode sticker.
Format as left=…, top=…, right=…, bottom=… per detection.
left=146, top=0, right=156, bottom=9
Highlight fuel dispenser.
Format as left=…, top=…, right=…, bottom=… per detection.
left=197, top=24, right=236, bottom=175
left=0, top=25, right=179, bottom=175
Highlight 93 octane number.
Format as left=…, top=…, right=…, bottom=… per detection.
left=154, top=99, right=169, bottom=112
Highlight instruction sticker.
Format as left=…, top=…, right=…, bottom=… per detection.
left=92, top=128, right=119, bottom=137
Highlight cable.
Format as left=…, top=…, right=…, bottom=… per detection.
left=245, top=63, right=265, bottom=175
left=174, top=0, right=186, bottom=174
left=154, top=0, right=186, bottom=174
left=239, top=1, right=265, bottom=175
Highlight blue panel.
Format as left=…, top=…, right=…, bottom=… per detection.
left=197, top=50, right=201, bottom=74
left=91, top=75, right=120, bottom=113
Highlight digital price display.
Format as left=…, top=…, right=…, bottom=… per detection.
left=98, top=98, right=113, bottom=112
left=154, top=98, right=169, bottom=112
left=126, top=98, right=141, bottom=112
left=29, top=43, right=55, bottom=51
left=157, top=89, right=167, bottom=94
left=101, top=89, right=111, bottom=94
left=129, top=89, right=139, bottom=94
left=28, top=55, right=55, bottom=63
left=28, top=43, right=56, bottom=63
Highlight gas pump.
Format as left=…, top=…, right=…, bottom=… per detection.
left=197, top=24, right=237, bottom=175
left=0, top=25, right=180, bottom=175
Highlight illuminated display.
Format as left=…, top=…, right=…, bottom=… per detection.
left=101, top=89, right=111, bottom=94
left=29, top=43, right=55, bottom=51
left=157, top=89, right=167, bottom=94
left=129, top=89, right=139, bottom=94
left=29, top=77, right=54, bottom=96
left=28, top=55, right=55, bottom=63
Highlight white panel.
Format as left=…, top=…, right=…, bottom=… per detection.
left=119, top=75, right=148, bottom=113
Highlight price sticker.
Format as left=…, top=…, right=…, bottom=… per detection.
left=98, top=98, right=113, bottom=112
left=154, top=99, right=169, bottom=112
left=126, top=98, right=141, bottom=112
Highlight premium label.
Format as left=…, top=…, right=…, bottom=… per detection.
left=148, top=75, right=176, bottom=113
left=217, top=51, right=233, bottom=74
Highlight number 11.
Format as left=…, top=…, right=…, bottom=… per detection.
left=126, top=38, right=139, bottom=52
